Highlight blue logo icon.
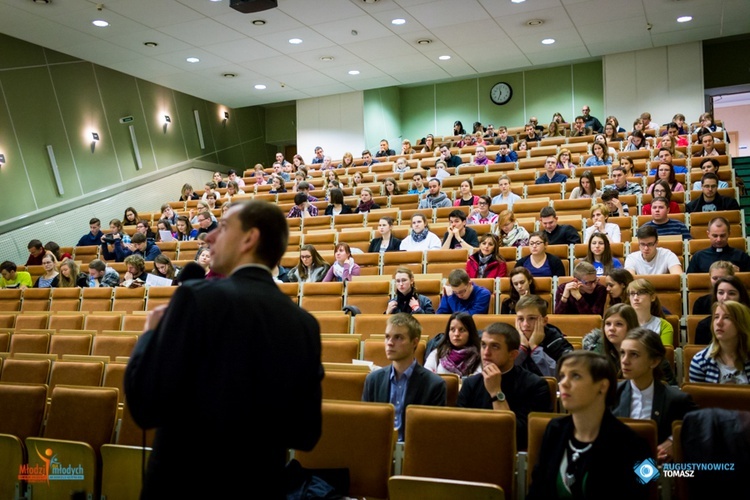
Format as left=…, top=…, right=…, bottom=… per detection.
left=634, top=458, right=660, bottom=484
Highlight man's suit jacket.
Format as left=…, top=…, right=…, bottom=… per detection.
left=613, top=380, right=697, bottom=443
left=362, top=362, right=446, bottom=435
left=125, top=266, right=323, bottom=499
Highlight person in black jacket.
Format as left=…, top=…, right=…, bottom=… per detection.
left=685, top=173, right=740, bottom=213
left=385, top=267, right=434, bottom=314
left=540, top=206, right=581, bottom=245
left=528, top=351, right=653, bottom=500
left=324, top=188, right=353, bottom=216
left=368, top=216, right=402, bottom=253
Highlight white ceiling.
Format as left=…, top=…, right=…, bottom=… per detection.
left=2, top=0, right=749, bottom=109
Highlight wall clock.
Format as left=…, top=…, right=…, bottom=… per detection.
left=490, top=82, right=512, bottom=105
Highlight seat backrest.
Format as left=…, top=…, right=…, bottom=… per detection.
left=439, top=373, right=460, bottom=407
left=682, top=344, right=706, bottom=381
left=0, top=382, right=48, bottom=439
left=320, top=339, right=360, bottom=364
left=122, top=314, right=148, bottom=331
left=9, top=332, right=50, bottom=355
left=0, top=358, right=51, bottom=384
left=311, top=312, right=350, bottom=334
left=112, top=287, right=147, bottom=313
left=48, top=333, right=93, bottom=357
left=300, top=282, right=344, bottom=312
left=345, top=280, right=391, bottom=314
left=320, top=370, right=368, bottom=401
left=80, top=287, right=114, bottom=312
left=294, top=401, right=396, bottom=499
left=526, top=412, right=559, bottom=489
left=145, top=286, right=177, bottom=310
left=91, top=334, right=139, bottom=361
left=43, top=385, right=119, bottom=454
left=20, top=288, right=51, bottom=312
left=403, top=406, right=516, bottom=498
left=102, top=362, right=128, bottom=405
left=619, top=417, right=659, bottom=458
left=48, top=313, right=85, bottom=331
left=84, top=314, right=123, bottom=333
left=680, top=382, right=750, bottom=412
left=48, top=360, right=105, bottom=394
left=13, top=314, right=49, bottom=331
left=0, top=289, right=22, bottom=312
left=388, top=475, right=505, bottom=500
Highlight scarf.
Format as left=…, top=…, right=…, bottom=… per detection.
left=411, top=229, right=429, bottom=243
left=357, top=199, right=375, bottom=213
left=502, top=224, right=528, bottom=247
left=395, top=290, right=415, bottom=312
left=440, top=346, right=480, bottom=376
left=332, top=257, right=354, bottom=279
left=476, top=253, right=493, bottom=279
left=427, top=192, right=448, bottom=207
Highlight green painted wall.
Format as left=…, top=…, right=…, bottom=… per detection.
left=369, top=61, right=604, bottom=145
left=363, top=86, right=401, bottom=148
left=265, top=104, right=297, bottom=145
left=0, top=33, right=269, bottom=228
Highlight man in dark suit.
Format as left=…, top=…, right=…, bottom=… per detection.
left=125, top=200, right=323, bottom=499
left=457, top=323, right=552, bottom=450
left=362, top=313, right=446, bottom=441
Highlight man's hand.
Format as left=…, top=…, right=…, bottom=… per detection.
left=482, top=362, right=502, bottom=395
left=564, top=280, right=582, bottom=301
left=528, top=317, right=546, bottom=350
left=443, top=285, right=453, bottom=297
left=386, top=300, right=398, bottom=314
left=657, top=438, right=673, bottom=463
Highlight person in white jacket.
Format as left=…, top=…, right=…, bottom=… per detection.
left=400, top=213, right=442, bottom=251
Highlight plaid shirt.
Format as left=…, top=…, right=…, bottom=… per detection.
left=287, top=205, right=319, bottom=218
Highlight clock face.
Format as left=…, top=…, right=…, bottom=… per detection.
left=490, top=82, right=512, bottom=105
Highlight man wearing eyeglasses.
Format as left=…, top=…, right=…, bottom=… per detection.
left=624, top=226, right=683, bottom=275
left=553, top=262, right=608, bottom=316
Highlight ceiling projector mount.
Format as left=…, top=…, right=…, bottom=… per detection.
left=230, top=0, right=278, bottom=14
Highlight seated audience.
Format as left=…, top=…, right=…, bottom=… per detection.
left=494, top=142, right=517, bottom=164
left=375, top=140, right=395, bottom=158
left=155, top=219, right=176, bottom=242
left=122, top=254, right=149, bottom=284
left=383, top=177, right=401, bottom=197
left=642, top=197, right=692, bottom=240
left=584, top=232, right=622, bottom=277
left=58, top=259, right=89, bottom=288
left=501, top=267, right=536, bottom=314
left=152, top=254, right=178, bottom=281
left=691, top=158, right=728, bottom=190
left=604, top=269, right=634, bottom=306
left=692, top=261, right=735, bottom=314
left=693, top=276, right=750, bottom=345
left=516, top=231, right=566, bottom=278
left=88, top=259, right=120, bottom=287
left=287, top=193, right=318, bottom=218
left=454, top=179, right=480, bottom=206
left=647, top=162, right=684, bottom=193
left=174, top=216, right=198, bottom=241
left=583, top=204, right=621, bottom=243
left=626, top=279, right=673, bottom=346
left=322, top=243, right=360, bottom=282
left=25, top=239, right=45, bottom=266
left=516, top=294, right=574, bottom=376
left=466, top=233, right=507, bottom=279
left=368, top=216, right=402, bottom=253
left=123, top=207, right=139, bottom=226
left=527, top=351, right=652, bottom=500
left=600, top=189, right=629, bottom=217
left=689, top=301, right=750, bottom=384
left=33, top=253, right=59, bottom=288
left=497, top=210, right=529, bottom=248
left=556, top=148, right=575, bottom=170
left=354, top=187, right=380, bottom=214
left=77, top=218, right=104, bottom=247
left=437, top=269, right=491, bottom=315
left=685, top=173, right=739, bottom=213
left=568, top=171, right=602, bottom=200
left=583, top=303, right=639, bottom=375
left=0, top=261, right=32, bottom=289
left=642, top=180, right=680, bottom=215
left=324, top=188, right=353, bottom=216
left=442, top=209, right=479, bottom=251
left=457, top=322, right=552, bottom=451
left=536, top=156, right=568, bottom=184
left=417, top=178, right=452, bottom=209
left=614, top=328, right=697, bottom=462
left=194, top=248, right=211, bottom=277
left=624, top=226, right=683, bottom=275
left=399, top=213, right=441, bottom=251
left=424, top=313, right=482, bottom=376
left=179, top=183, right=199, bottom=201
left=540, top=207, right=581, bottom=245
left=386, top=267, right=435, bottom=314
left=129, top=233, right=161, bottom=261
left=362, top=313, right=446, bottom=441
left=584, top=141, right=613, bottom=166
left=491, top=175, right=522, bottom=209
left=287, top=244, right=330, bottom=283
left=554, top=262, right=607, bottom=315
left=686, top=216, right=750, bottom=273
left=468, top=195, right=498, bottom=225
left=100, top=218, right=131, bottom=262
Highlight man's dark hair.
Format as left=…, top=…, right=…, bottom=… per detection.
left=701, top=172, right=719, bottom=184
left=556, top=351, right=618, bottom=407
left=294, top=192, right=308, bottom=206
left=497, top=141, right=510, bottom=147
left=429, top=177, right=442, bottom=186
left=297, top=181, right=310, bottom=191
left=651, top=196, right=668, bottom=207
left=131, top=233, right=147, bottom=244
left=228, top=169, right=238, bottom=176
left=708, top=216, right=730, bottom=230
left=516, top=294, right=549, bottom=316
left=657, top=147, right=671, bottom=156
left=88, top=259, right=106, bottom=272
left=701, top=158, right=720, bottom=170
left=611, top=166, right=625, bottom=175
left=89, top=218, right=100, bottom=225
left=483, top=323, right=521, bottom=352
left=0, top=261, right=17, bottom=273
left=27, top=239, right=43, bottom=250
left=601, top=189, right=619, bottom=202
left=362, top=149, right=371, bottom=156
left=448, top=209, right=467, bottom=222
left=539, top=206, right=556, bottom=218
left=235, top=200, right=289, bottom=268
left=447, top=269, right=470, bottom=287
left=575, top=115, right=585, bottom=122
left=667, top=122, right=679, bottom=130
left=636, top=225, right=659, bottom=240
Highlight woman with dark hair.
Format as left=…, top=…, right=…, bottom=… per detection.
left=269, top=176, right=287, bottom=194
left=123, top=207, right=139, bottom=226
left=421, top=134, right=436, bottom=153
left=287, top=244, right=330, bottom=283
left=58, top=259, right=89, bottom=287
left=604, top=269, right=634, bottom=306
left=152, top=254, right=178, bottom=280
left=324, top=188, right=352, bottom=216
left=468, top=195, right=497, bottom=225
left=156, top=219, right=176, bottom=242
left=692, top=262, right=736, bottom=314
left=466, top=233, right=507, bottom=279
left=603, top=122, right=620, bottom=143
left=583, top=232, right=622, bottom=277
left=100, top=218, right=131, bottom=262
left=180, top=183, right=199, bottom=201
left=501, top=267, right=536, bottom=314
left=322, top=243, right=360, bottom=282
left=552, top=112, right=566, bottom=124
left=385, top=267, right=434, bottom=314
left=584, top=141, right=612, bottom=167
left=368, top=217, right=402, bottom=253
left=33, top=253, right=59, bottom=288
left=528, top=351, right=652, bottom=500
left=383, top=177, right=401, bottom=197
left=624, top=130, right=646, bottom=151
left=615, top=328, right=697, bottom=462
left=424, top=312, right=482, bottom=376
left=453, top=120, right=466, bottom=135
left=454, top=179, right=480, bottom=206
left=642, top=180, right=680, bottom=214
left=545, top=121, right=564, bottom=138
left=647, top=163, right=684, bottom=193
left=626, top=279, right=673, bottom=346
left=690, top=301, right=750, bottom=384
left=174, top=215, right=198, bottom=241
left=568, top=170, right=601, bottom=199
left=516, top=231, right=566, bottom=278
left=694, top=275, right=750, bottom=344
left=583, top=303, right=639, bottom=375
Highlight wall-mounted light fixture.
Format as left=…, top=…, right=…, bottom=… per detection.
left=0, top=153, right=5, bottom=165
left=222, top=111, right=229, bottom=127
left=164, top=115, right=171, bottom=124
left=91, top=132, right=99, bottom=153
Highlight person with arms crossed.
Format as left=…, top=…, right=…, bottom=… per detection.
left=125, top=201, right=323, bottom=499
left=362, top=313, right=446, bottom=441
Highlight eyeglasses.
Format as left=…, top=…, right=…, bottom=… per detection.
left=529, top=241, right=545, bottom=247
left=577, top=279, right=596, bottom=286
left=628, top=291, right=650, bottom=298
left=478, top=201, right=488, bottom=206
left=638, top=241, right=657, bottom=248
left=300, top=255, right=312, bottom=259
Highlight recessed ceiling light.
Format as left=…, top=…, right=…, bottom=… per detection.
left=186, top=57, right=200, bottom=63
left=348, top=70, right=360, bottom=75
left=511, top=0, right=526, bottom=3
left=677, top=16, right=693, bottom=23
left=417, top=39, right=432, bottom=45
left=526, top=19, right=544, bottom=27
left=320, top=56, right=334, bottom=62
left=289, top=38, right=303, bottom=44
left=542, top=38, right=555, bottom=45
left=252, top=19, right=266, bottom=25
left=438, top=55, right=451, bottom=61
left=391, top=18, right=406, bottom=25
left=223, top=73, right=237, bottom=78
left=254, top=84, right=267, bottom=90
left=143, top=42, right=158, bottom=48
left=92, top=20, right=109, bottom=27
left=210, top=0, right=222, bottom=2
